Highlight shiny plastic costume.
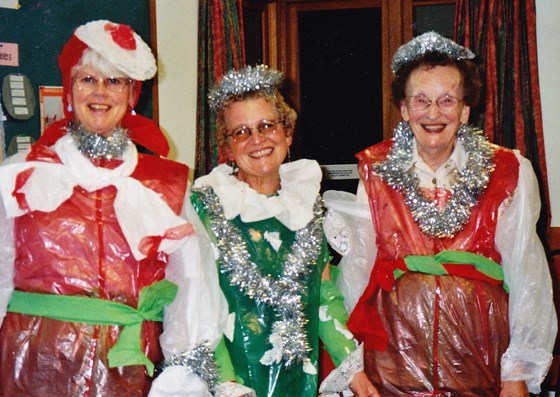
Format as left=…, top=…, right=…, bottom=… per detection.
left=152, top=159, right=361, bottom=397
left=0, top=128, right=192, bottom=396
left=323, top=137, right=557, bottom=396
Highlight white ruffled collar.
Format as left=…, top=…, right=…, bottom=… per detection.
left=194, top=159, right=322, bottom=231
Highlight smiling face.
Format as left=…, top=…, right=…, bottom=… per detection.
left=224, top=97, right=292, bottom=194
left=400, top=65, right=470, bottom=170
left=69, top=66, right=134, bottom=136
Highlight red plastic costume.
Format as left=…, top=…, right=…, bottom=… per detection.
left=0, top=134, right=188, bottom=396
left=349, top=140, right=519, bottom=396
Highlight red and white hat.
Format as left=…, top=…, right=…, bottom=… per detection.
left=74, top=20, right=156, bottom=81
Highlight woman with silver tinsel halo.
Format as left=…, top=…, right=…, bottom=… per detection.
left=151, top=64, right=376, bottom=397
left=323, top=32, right=557, bottom=397
left=0, top=20, right=215, bottom=396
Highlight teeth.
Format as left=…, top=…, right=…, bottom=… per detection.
left=423, top=124, right=445, bottom=132
left=89, top=104, right=110, bottom=110
left=250, top=148, right=273, bottom=158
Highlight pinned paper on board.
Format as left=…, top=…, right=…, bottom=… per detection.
left=0, top=0, right=19, bottom=9
left=39, top=86, right=64, bottom=133
left=0, top=43, right=19, bottom=67
left=1, top=74, right=35, bottom=120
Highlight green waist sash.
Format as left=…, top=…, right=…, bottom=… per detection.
left=7, top=279, right=178, bottom=375
left=395, top=250, right=508, bottom=292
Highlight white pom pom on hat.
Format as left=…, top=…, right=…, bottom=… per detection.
left=74, top=20, right=156, bottom=81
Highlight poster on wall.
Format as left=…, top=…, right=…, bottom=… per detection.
left=0, top=0, right=19, bottom=9
left=39, top=86, right=63, bottom=133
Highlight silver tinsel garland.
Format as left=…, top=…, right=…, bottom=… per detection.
left=67, top=121, right=130, bottom=160
left=159, top=342, right=219, bottom=392
left=195, top=185, right=324, bottom=367
left=391, top=31, right=475, bottom=73
left=208, top=65, right=283, bottom=111
left=374, top=121, right=494, bottom=238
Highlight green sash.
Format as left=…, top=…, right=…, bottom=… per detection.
left=7, top=279, right=178, bottom=375
left=395, top=250, right=508, bottom=292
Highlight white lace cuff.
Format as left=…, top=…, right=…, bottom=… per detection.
left=319, top=343, right=364, bottom=396
left=501, top=347, right=554, bottom=394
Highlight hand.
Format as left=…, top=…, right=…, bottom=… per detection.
left=499, top=380, right=529, bottom=397
left=349, top=370, right=380, bottom=397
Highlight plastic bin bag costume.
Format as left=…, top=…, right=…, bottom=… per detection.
left=0, top=20, right=218, bottom=397
left=323, top=33, right=557, bottom=396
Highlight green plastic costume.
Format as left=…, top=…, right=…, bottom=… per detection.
left=191, top=185, right=357, bottom=397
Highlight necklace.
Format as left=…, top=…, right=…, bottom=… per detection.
left=374, top=121, right=494, bottom=238
left=194, top=185, right=324, bottom=368
left=67, top=121, right=130, bottom=160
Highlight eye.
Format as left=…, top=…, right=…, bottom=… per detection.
left=259, top=121, right=277, bottom=133
left=233, top=127, right=251, bottom=138
left=414, top=95, right=430, bottom=105
left=80, top=75, right=96, bottom=85
left=107, top=77, right=125, bottom=87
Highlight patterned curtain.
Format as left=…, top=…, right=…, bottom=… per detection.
left=196, top=0, right=246, bottom=178
left=454, top=0, right=550, bottom=235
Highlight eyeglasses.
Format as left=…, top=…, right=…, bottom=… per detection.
left=226, top=119, right=284, bottom=143
left=405, top=94, right=464, bottom=112
left=73, top=74, right=132, bottom=93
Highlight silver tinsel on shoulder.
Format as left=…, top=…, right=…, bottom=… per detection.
left=208, top=64, right=283, bottom=111
left=194, top=185, right=324, bottom=367
left=374, top=122, right=494, bottom=238
left=159, top=341, right=219, bottom=392
left=391, top=31, right=475, bottom=73
left=67, top=121, right=130, bottom=160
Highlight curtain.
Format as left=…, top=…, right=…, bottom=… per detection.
left=454, top=0, right=550, bottom=235
left=196, top=0, right=246, bottom=178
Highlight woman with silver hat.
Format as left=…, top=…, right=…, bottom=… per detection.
left=151, top=64, right=377, bottom=397
left=323, top=32, right=557, bottom=396
left=0, top=20, right=220, bottom=396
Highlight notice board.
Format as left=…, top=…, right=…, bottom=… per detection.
left=0, top=0, right=154, bottom=155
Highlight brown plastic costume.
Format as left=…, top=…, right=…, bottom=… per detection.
left=349, top=140, right=520, bottom=396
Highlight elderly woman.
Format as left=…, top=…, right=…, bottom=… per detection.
left=323, top=32, right=557, bottom=397
left=151, top=65, right=376, bottom=397
left=0, top=20, right=209, bottom=396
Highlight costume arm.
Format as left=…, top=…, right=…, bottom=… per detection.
left=149, top=194, right=228, bottom=397
left=0, top=153, right=27, bottom=328
left=322, top=187, right=377, bottom=313
left=495, top=152, right=558, bottom=394
left=318, top=265, right=357, bottom=366
left=0, top=198, right=15, bottom=328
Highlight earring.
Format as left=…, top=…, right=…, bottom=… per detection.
left=130, top=109, right=137, bottom=116
left=287, top=148, right=291, bottom=163
left=67, top=104, right=73, bottom=112
left=229, top=160, right=238, bottom=175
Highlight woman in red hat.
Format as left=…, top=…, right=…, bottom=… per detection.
left=0, top=20, right=222, bottom=397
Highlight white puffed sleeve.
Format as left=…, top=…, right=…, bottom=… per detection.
left=0, top=151, right=27, bottom=328
left=149, top=194, right=229, bottom=397
left=322, top=186, right=377, bottom=313
left=495, top=152, right=558, bottom=394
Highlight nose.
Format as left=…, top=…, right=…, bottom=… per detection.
left=91, top=79, right=109, bottom=94
left=425, top=100, right=441, bottom=118
left=248, top=127, right=265, bottom=143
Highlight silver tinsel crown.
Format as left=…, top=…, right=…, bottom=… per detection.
left=391, top=31, right=475, bottom=73
left=208, top=64, right=283, bottom=111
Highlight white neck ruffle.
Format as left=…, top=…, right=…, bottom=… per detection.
left=194, top=159, right=322, bottom=231
left=0, top=135, right=193, bottom=259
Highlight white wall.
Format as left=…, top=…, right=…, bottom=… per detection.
left=156, top=1, right=560, bottom=225
left=155, top=0, right=198, bottom=173
left=537, top=0, right=560, bottom=227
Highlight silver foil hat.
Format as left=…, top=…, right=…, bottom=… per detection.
left=208, top=64, right=283, bottom=111
left=391, top=31, right=475, bottom=73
